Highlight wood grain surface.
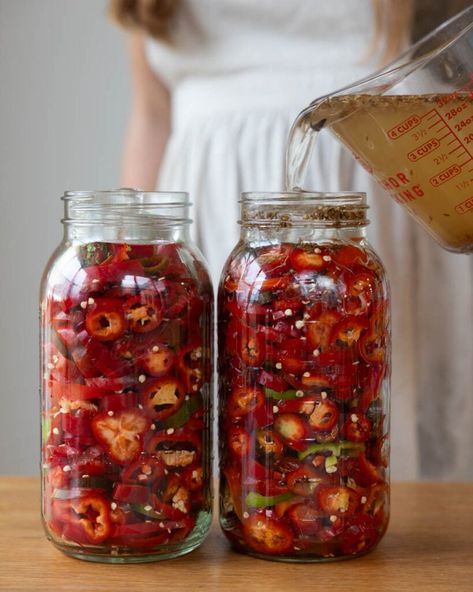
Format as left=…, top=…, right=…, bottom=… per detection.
left=0, top=478, right=471, bottom=592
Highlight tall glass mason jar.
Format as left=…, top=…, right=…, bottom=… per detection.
left=40, top=190, right=213, bottom=563
left=218, top=192, right=390, bottom=562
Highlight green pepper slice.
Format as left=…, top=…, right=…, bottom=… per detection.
left=264, top=388, right=299, bottom=400
left=298, top=441, right=365, bottom=460
left=245, top=491, right=294, bottom=508
left=131, top=504, right=166, bottom=520
left=163, top=392, right=203, bottom=429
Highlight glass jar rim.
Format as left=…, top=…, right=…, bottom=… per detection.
left=62, top=189, right=192, bottom=228
left=240, top=191, right=368, bottom=228
left=63, top=189, right=189, bottom=206
left=241, top=191, right=366, bottom=205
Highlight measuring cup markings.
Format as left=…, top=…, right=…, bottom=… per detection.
left=285, top=7, right=473, bottom=252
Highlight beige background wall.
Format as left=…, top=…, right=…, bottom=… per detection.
left=0, top=0, right=129, bottom=473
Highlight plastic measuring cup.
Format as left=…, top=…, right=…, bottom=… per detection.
left=286, top=6, right=473, bottom=253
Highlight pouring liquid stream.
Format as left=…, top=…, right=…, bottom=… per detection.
left=286, top=93, right=473, bottom=253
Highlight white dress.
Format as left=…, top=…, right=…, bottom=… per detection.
left=145, top=0, right=473, bottom=480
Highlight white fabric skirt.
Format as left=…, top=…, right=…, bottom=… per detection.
left=158, top=73, right=473, bottom=480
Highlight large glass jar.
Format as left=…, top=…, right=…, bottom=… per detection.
left=218, top=192, right=390, bottom=562
left=40, top=190, right=213, bottom=563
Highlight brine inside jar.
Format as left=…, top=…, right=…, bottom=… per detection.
left=286, top=94, right=473, bottom=253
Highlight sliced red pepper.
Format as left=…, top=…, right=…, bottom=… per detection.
left=58, top=494, right=112, bottom=545
left=70, top=447, right=108, bottom=477
left=223, top=465, right=244, bottom=520
left=47, top=465, right=69, bottom=489
left=273, top=413, right=308, bottom=451
left=290, top=246, right=331, bottom=272
left=71, top=345, right=101, bottom=379
left=61, top=410, right=94, bottom=437
left=305, top=307, right=341, bottom=352
left=342, top=411, right=372, bottom=442
left=239, top=331, right=265, bottom=367
left=85, top=299, right=126, bottom=342
left=275, top=338, right=307, bottom=374
left=255, top=276, right=291, bottom=292
left=226, top=299, right=269, bottom=322
left=357, top=453, right=383, bottom=485
left=121, top=454, right=165, bottom=485
left=76, top=332, right=132, bottom=378
left=338, top=453, right=382, bottom=486
left=257, top=370, right=289, bottom=393
left=150, top=493, right=188, bottom=520
left=181, top=465, right=204, bottom=492
left=91, top=409, right=150, bottom=465
left=346, top=266, right=377, bottom=300
left=287, top=465, right=325, bottom=496
left=141, top=344, right=175, bottom=377
left=332, top=244, right=367, bottom=268
left=178, top=342, right=205, bottom=393
left=146, top=430, right=201, bottom=467
left=331, top=316, right=368, bottom=347
left=109, top=530, right=168, bottom=549
left=228, top=426, right=252, bottom=458
left=227, top=386, right=265, bottom=419
left=271, top=296, right=305, bottom=315
left=113, top=483, right=150, bottom=505
left=340, top=515, right=379, bottom=555
left=307, top=399, right=339, bottom=431
left=126, top=244, right=155, bottom=259
left=84, top=259, right=144, bottom=285
left=142, top=377, right=185, bottom=421
left=55, top=326, right=80, bottom=350
left=242, top=513, right=294, bottom=555
left=99, top=391, right=139, bottom=412
left=111, top=522, right=167, bottom=538
left=255, top=429, right=284, bottom=460
left=359, top=309, right=387, bottom=364
left=300, top=372, right=332, bottom=391
left=45, top=344, right=82, bottom=384
left=88, top=375, right=136, bottom=391
left=50, top=380, right=114, bottom=402
left=139, top=254, right=170, bottom=276
left=254, top=245, right=292, bottom=275
left=318, top=486, right=360, bottom=517
left=123, top=295, right=162, bottom=333
left=287, top=503, right=322, bottom=535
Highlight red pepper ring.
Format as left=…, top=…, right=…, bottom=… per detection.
left=141, top=344, right=175, bottom=377
left=124, top=295, right=162, bottom=334
left=54, top=494, right=112, bottom=545
left=330, top=316, right=368, bottom=347
left=290, top=246, right=331, bottom=272
left=242, top=513, right=294, bottom=555
left=359, top=310, right=387, bottom=364
left=142, top=377, right=185, bottom=421
left=178, top=342, right=205, bottom=393
left=227, top=386, right=265, bottom=419
left=228, top=425, right=253, bottom=459
left=91, top=409, right=150, bottom=465
left=85, top=299, right=126, bottom=342
left=146, top=430, right=202, bottom=468
left=121, top=454, right=165, bottom=486
left=318, top=486, right=361, bottom=517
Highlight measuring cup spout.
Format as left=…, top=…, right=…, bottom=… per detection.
left=286, top=5, right=473, bottom=253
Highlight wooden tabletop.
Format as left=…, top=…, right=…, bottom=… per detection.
left=0, top=478, right=471, bottom=592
